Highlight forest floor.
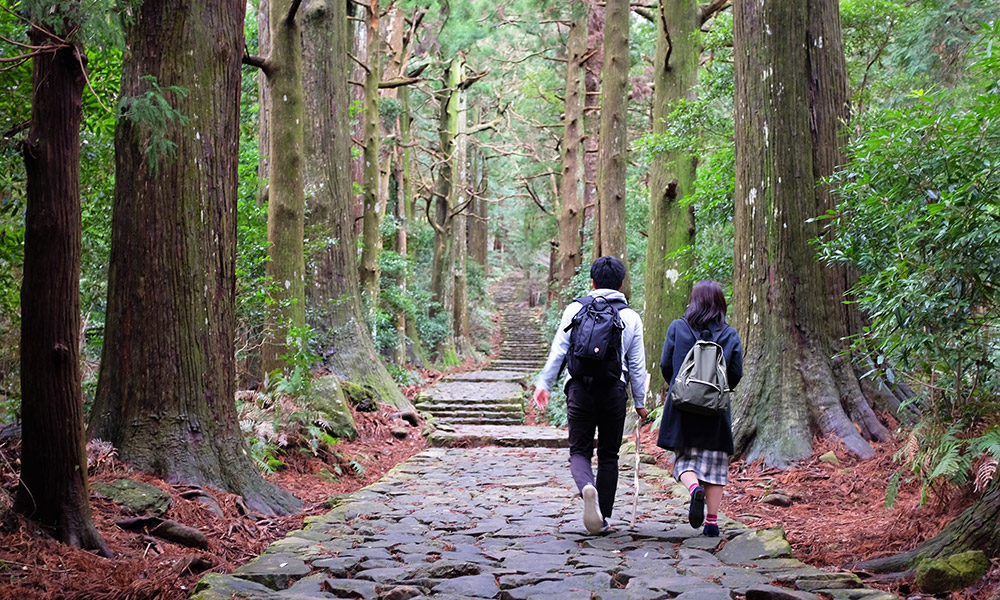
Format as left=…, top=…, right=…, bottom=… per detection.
left=2, top=352, right=997, bottom=599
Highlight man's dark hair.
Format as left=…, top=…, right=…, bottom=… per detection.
left=683, top=280, right=727, bottom=330
left=590, top=256, right=626, bottom=290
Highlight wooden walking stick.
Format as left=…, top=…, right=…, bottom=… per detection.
left=630, top=425, right=640, bottom=527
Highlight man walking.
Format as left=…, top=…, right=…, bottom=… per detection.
left=533, top=256, right=648, bottom=533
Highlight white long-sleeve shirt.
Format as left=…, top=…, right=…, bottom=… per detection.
left=534, top=289, right=648, bottom=408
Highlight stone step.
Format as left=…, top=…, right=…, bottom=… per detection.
left=435, top=416, right=525, bottom=426
left=417, top=381, right=523, bottom=403
left=427, top=425, right=568, bottom=448
left=444, top=370, right=529, bottom=383
left=417, top=402, right=523, bottom=414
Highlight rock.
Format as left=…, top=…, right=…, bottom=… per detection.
left=718, top=528, right=793, bottom=565
left=380, top=585, right=424, bottom=600
left=760, top=493, right=793, bottom=507
left=915, top=550, right=989, bottom=595
left=233, top=552, right=311, bottom=590
left=793, top=572, right=861, bottom=591
left=392, top=427, right=409, bottom=439
left=312, top=375, right=360, bottom=438
left=818, top=451, right=840, bottom=466
left=93, top=479, right=172, bottom=516
left=431, top=573, right=500, bottom=598
left=318, top=468, right=339, bottom=483
left=190, top=573, right=273, bottom=600
left=321, top=577, right=380, bottom=599
left=341, top=380, right=379, bottom=412
left=746, top=584, right=823, bottom=600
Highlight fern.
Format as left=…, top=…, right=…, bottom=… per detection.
left=973, top=456, right=997, bottom=493
left=885, top=470, right=901, bottom=509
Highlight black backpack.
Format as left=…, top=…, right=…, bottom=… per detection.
left=562, top=295, right=628, bottom=383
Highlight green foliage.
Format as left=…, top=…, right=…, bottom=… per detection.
left=543, top=381, right=567, bottom=428
left=821, top=23, right=1000, bottom=499
left=268, top=325, right=321, bottom=399
left=117, top=76, right=190, bottom=174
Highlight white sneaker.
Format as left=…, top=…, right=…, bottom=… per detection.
left=582, top=484, right=604, bottom=534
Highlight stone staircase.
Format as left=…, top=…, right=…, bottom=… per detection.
left=416, top=275, right=565, bottom=447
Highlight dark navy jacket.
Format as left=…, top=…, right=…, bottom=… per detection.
left=655, top=318, right=743, bottom=454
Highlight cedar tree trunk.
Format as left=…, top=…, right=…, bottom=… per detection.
left=731, top=0, right=887, bottom=467
left=596, top=0, right=630, bottom=296
left=643, top=0, right=697, bottom=404
left=558, top=9, right=586, bottom=304
left=300, top=0, right=412, bottom=409
left=91, top=0, right=299, bottom=515
left=17, top=24, right=111, bottom=556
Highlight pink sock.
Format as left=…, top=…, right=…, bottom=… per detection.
left=687, top=482, right=700, bottom=495
left=706, top=513, right=718, bottom=526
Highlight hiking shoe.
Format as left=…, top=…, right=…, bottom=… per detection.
left=582, top=484, right=604, bottom=534
left=688, top=486, right=706, bottom=528
left=703, top=523, right=720, bottom=537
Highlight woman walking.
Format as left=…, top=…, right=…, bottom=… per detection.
left=657, top=280, right=743, bottom=536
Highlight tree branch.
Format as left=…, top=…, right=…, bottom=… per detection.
left=242, top=48, right=272, bottom=75
left=379, top=76, right=422, bottom=89
left=523, top=182, right=551, bottom=215
left=286, top=0, right=303, bottom=23
left=633, top=7, right=655, bottom=22
left=699, top=0, right=730, bottom=25
left=349, top=53, right=371, bottom=75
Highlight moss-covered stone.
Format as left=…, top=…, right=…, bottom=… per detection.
left=310, top=375, right=358, bottom=439
left=915, top=550, right=989, bottom=595
left=93, top=479, right=172, bottom=516
left=340, top=380, right=378, bottom=412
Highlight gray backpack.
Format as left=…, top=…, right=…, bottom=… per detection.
left=670, top=320, right=731, bottom=415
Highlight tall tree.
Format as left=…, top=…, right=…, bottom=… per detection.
left=557, top=6, right=587, bottom=301
left=260, top=0, right=307, bottom=374
left=299, top=0, right=412, bottom=409
left=731, top=0, right=889, bottom=467
left=451, top=71, right=471, bottom=354
left=429, top=55, right=462, bottom=359
left=16, top=11, right=110, bottom=556
left=92, top=0, right=298, bottom=514
left=469, top=150, right=489, bottom=268
left=584, top=1, right=604, bottom=259
left=596, top=0, right=630, bottom=296
left=358, top=0, right=384, bottom=330
left=642, top=0, right=698, bottom=402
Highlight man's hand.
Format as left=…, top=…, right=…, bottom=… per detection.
left=636, top=407, right=649, bottom=421
left=533, top=387, right=550, bottom=411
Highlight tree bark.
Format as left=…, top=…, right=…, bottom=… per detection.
left=452, top=72, right=471, bottom=355
left=596, top=0, right=630, bottom=296
left=300, top=0, right=412, bottom=409
left=471, top=152, right=490, bottom=268
left=91, top=0, right=299, bottom=515
left=731, top=0, right=882, bottom=467
left=430, top=56, right=461, bottom=360
left=557, top=9, right=586, bottom=305
left=261, top=0, right=308, bottom=374
left=358, top=0, right=383, bottom=332
left=585, top=1, right=603, bottom=261
left=643, top=0, right=697, bottom=405
left=17, top=23, right=111, bottom=556
left=808, top=0, right=895, bottom=435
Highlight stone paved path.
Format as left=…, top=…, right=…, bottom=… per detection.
left=192, top=280, right=900, bottom=600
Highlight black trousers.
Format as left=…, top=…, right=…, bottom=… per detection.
left=566, top=378, right=627, bottom=519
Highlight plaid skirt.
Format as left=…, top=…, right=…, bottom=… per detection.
left=673, top=447, right=731, bottom=486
